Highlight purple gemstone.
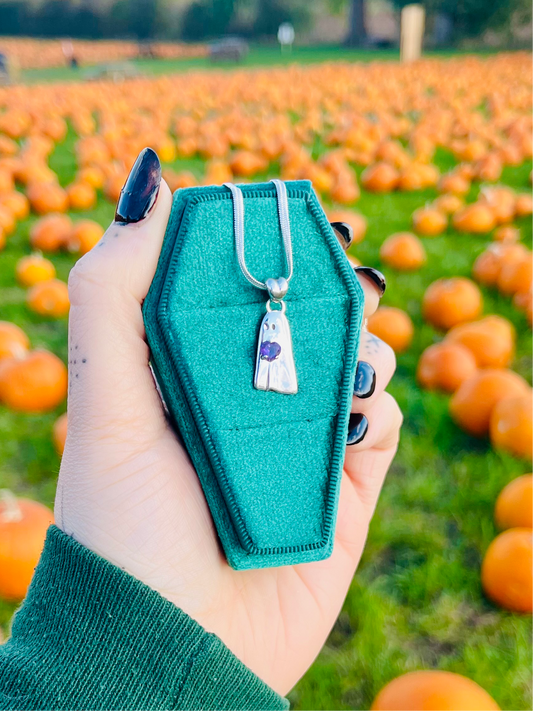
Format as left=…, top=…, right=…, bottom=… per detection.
left=260, top=341, right=281, bottom=362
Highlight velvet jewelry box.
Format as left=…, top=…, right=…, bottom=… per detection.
left=143, top=180, right=364, bottom=570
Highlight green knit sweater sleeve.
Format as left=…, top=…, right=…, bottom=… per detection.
left=0, top=526, right=289, bottom=711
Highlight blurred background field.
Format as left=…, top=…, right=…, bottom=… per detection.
left=0, top=1, right=532, bottom=709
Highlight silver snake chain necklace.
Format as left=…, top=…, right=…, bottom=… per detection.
left=224, top=179, right=298, bottom=395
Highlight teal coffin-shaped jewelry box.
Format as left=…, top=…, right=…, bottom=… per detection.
left=143, top=180, right=364, bottom=570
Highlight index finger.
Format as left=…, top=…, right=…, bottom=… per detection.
left=330, top=220, right=386, bottom=318
left=354, top=266, right=386, bottom=319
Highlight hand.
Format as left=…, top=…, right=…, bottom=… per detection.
left=55, top=150, right=402, bottom=696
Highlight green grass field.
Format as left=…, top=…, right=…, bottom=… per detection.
left=0, top=54, right=532, bottom=709
left=16, top=43, right=503, bottom=84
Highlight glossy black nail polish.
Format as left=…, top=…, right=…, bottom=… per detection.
left=347, top=413, right=369, bottom=445
left=354, top=361, right=376, bottom=399
left=115, top=147, right=161, bottom=224
left=330, top=221, right=354, bottom=250
left=354, top=266, right=386, bottom=297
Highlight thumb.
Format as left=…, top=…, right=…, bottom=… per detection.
left=65, top=148, right=173, bottom=447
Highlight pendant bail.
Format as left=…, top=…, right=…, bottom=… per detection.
left=265, top=276, right=288, bottom=302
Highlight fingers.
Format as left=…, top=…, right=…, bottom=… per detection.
left=344, top=391, right=403, bottom=515
left=355, top=266, right=386, bottom=319
left=69, top=148, right=171, bottom=305
left=65, top=148, right=173, bottom=448
left=352, top=331, right=396, bottom=413
left=346, top=391, right=403, bottom=453
left=334, top=390, right=402, bottom=557
left=330, top=221, right=385, bottom=319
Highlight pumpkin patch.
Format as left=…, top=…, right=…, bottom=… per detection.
left=449, top=369, right=529, bottom=438
left=0, top=47, right=531, bottom=710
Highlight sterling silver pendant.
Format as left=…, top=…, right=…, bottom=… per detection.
left=224, top=180, right=298, bottom=395
left=254, top=278, right=298, bottom=395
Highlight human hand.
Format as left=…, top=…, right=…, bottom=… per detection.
left=55, top=149, right=402, bottom=696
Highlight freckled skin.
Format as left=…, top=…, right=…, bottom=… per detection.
left=364, top=333, right=380, bottom=356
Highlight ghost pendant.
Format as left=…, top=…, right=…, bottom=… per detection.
left=254, top=278, right=298, bottom=395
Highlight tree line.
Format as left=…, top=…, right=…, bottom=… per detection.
left=348, top=0, right=533, bottom=45
left=0, top=0, right=529, bottom=43
left=0, top=0, right=310, bottom=41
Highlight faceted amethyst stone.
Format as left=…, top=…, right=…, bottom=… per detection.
left=260, top=341, right=281, bottom=361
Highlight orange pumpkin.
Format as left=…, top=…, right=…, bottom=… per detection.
left=1, top=191, right=30, bottom=220
left=16, top=253, right=56, bottom=287
left=481, top=528, right=532, bottom=613
left=371, top=670, right=500, bottom=711
left=0, top=349, right=67, bottom=412
left=78, top=165, right=105, bottom=189
left=30, top=214, right=72, bottom=252
left=367, top=306, right=414, bottom=353
left=422, top=277, right=483, bottom=331
left=104, top=173, right=127, bottom=203
left=379, top=232, right=426, bottom=271
left=472, top=243, right=529, bottom=287
left=450, top=369, right=529, bottom=437
left=0, top=321, right=29, bottom=360
left=438, top=172, right=470, bottom=195
left=0, top=205, right=16, bottom=235
left=412, top=206, right=447, bottom=236
left=497, top=255, right=532, bottom=297
left=495, top=474, right=532, bottom=530
left=490, top=391, right=532, bottom=461
left=53, top=412, right=68, bottom=456
left=453, top=203, right=496, bottom=234
left=27, top=279, right=70, bottom=318
left=67, top=220, right=104, bottom=254
left=0, top=135, right=18, bottom=156
left=397, top=164, right=427, bottom=191
left=27, top=182, right=69, bottom=215
left=156, top=137, right=177, bottom=163
left=0, top=168, right=14, bottom=194
left=472, top=249, right=501, bottom=286
left=433, top=193, right=464, bottom=215
left=515, top=193, right=533, bottom=218
left=0, top=491, right=54, bottom=601
left=513, top=288, right=532, bottom=312
left=475, top=153, right=503, bottom=182
left=480, top=185, right=516, bottom=224
left=493, top=224, right=520, bottom=242
left=327, top=209, right=367, bottom=244
left=66, top=181, right=97, bottom=211
left=204, top=160, right=232, bottom=186
left=230, top=150, right=268, bottom=178
left=417, top=342, right=477, bottom=393
left=457, top=139, right=488, bottom=163
left=444, top=315, right=515, bottom=368
left=330, top=178, right=359, bottom=204
left=360, top=162, right=399, bottom=193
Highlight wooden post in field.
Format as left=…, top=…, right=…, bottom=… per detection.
left=400, top=4, right=425, bottom=62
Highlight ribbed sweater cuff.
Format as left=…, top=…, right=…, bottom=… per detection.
left=0, top=525, right=289, bottom=711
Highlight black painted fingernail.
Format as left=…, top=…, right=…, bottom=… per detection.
left=115, top=147, right=161, bottom=224
left=354, top=266, right=386, bottom=297
left=347, top=413, right=369, bottom=445
left=330, top=221, right=354, bottom=250
left=354, top=361, right=376, bottom=399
